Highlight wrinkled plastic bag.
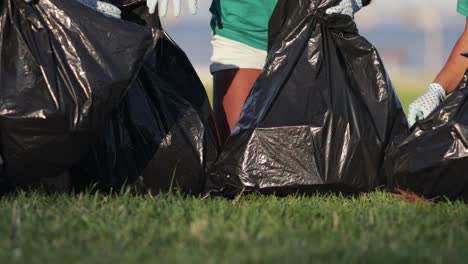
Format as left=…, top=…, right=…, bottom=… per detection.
left=205, top=0, right=407, bottom=196
left=71, top=3, right=219, bottom=195
left=0, top=0, right=156, bottom=188
left=385, top=71, right=468, bottom=200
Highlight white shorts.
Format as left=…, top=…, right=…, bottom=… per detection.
left=210, top=35, right=268, bottom=74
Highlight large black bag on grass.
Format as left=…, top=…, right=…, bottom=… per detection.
left=71, top=3, right=220, bottom=195
left=385, top=71, right=468, bottom=200
left=0, top=0, right=155, bottom=188
left=205, top=0, right=407, bottom=196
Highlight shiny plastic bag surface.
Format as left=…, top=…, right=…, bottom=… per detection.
left=385, top=72, right=468, bottom=200
left=205, top=0, right=407, bottom=196
left=72, top=4, right=219, bottom=195
left=0, top=0, right=156, bottom=188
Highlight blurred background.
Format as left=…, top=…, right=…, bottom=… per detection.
left=161, top=0, right=465, bottom=108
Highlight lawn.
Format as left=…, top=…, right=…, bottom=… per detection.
left=393, top=79, right=427, bottom=112
left=1, top=84, right=464, bottom=263
left=0, top=191, right=467, bottom=263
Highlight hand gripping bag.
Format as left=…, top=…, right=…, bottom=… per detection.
left=0, top=0, right=155, bottom=189
left=205, top=0, right=408, bottom=196
left=385, top=70, right=468, bottom=200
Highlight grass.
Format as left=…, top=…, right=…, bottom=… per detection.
left=1, top=191, right=468, bottom=263
left=1, top=83, right=461, bottom=263
left=393, top=79, right=427, bottom=112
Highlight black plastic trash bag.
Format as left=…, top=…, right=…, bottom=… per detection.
left=205, top=0, right=407, bottom=196
left=71, top=3, right=220, bottom=195
left=385, top=71, right=468, bottom=200
left=0, top=0, right=155, bottom=188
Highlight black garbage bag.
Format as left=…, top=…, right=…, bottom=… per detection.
left=384, top=71, right=468, bottom=200
left=204, top=0, right=407, bottom=196
left=0, top=0, right=156, bottom=189
left=71, top=3, right=220, bottom=195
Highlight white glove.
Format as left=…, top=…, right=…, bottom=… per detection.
left=24, top=0, right=122, bottom=19
left=325, top=0, right=363, bottom=18
left=78, top=0, right=122, bottom=19
left=147, top=0, right=197, bottom=16
left=407, top=83, right=446, bottom=127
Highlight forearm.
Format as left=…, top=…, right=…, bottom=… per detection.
left=434, top=18, right=468, bottom=94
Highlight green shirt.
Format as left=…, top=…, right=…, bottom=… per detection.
left=210, top=0, right=278, bottom=51
left=458, top=0, right=468, bottom=16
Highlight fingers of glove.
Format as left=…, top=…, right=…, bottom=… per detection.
left=326, top=0, right=360, bottom=17
left=422, top=101, right=439, bottom=119
left=188, top=0, right=197, bottom=15
left=77, top=0, right=98, bottom=9
left=409, top=86, right=444, bottom=118
left=153, top=0, right=197, bottom=16
left=96, top=1, right=122, bottom=18
left=408, top=95, right=439, bottom=127
left=172, top=0, right=198, bottom=16
left=339, top=0, right=354, bottom=17
left=407, top=106, right=423, bottom=127
left=158, top=0, right=168, bottom=16
left=147, top=0, right=158, bottom=15
left=102, top=12, right=121, bottom=19
left=408, top=102, right=421, bottom=126
left=416, top=111, right=426, bottom=121
left=325, top=5, right=344, bottom=15
left=173, top=0, right=181, bottom=16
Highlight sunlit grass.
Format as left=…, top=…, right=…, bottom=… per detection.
left=0, top=191, right=466, bottom=263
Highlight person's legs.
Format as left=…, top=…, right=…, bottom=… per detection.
left=210, top=35, right=266, bottom=143
left=209, top=0, right=278, bottom=142
left=213, top=69, right=261, bottom=141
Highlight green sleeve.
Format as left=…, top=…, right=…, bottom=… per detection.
left=458, top=0, right=468, bottom=16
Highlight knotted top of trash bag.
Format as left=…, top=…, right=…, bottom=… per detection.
left=268, top=0, right=341, bottom=50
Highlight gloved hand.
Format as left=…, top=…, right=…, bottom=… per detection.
left=407, top=83, right=447, bottom=127
left=78, top=0, right=122, bottom=19
left=147, top=0, right=197, bottom=16
left=325, top=0, right=363, bottom=18
left=24, top=0, right=121, bottom=19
